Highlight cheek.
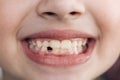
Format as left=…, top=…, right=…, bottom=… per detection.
left=0, top=0, right=35, bottom=66
left=89, top=1, right=120, bottom=47
left=86, top=0, right=120, bottom=33
left=96, top=6, right=120, bottom=57
left=87, top=1, right=120, bottom=70
left=0, top=0, right=36, bottom=37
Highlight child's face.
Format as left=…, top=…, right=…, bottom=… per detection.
left=0, top=0, right=120, bottom=80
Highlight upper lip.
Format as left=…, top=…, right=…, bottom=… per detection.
left=21, top=29, right=96, bottom=40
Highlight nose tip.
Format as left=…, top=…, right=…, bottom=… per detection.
left=37, top=0, right=86, bottom=20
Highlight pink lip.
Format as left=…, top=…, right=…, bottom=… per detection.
left=21, top=30, right=96, bottom=67
left=22, top=29, right=95, bottom=40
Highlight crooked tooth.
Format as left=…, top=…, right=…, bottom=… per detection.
left=32, top=41, right=36, bottom=46
left=29, top=44, right=34, bottom=49
left=78, top=40, right=82, bottom=47
left=77, top=40, right=83, bottom=53
left=82, top=39, right=87, bottom=46
left=72, top=41, right=78, bottom=54
left=41, top=41, right=49, bottom=52
left=36, top=41, right=42, bottom=48
left=28, top=40, right=36, bottom=49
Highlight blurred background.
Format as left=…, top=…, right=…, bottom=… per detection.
left=0, top=68, right=2, bottom=79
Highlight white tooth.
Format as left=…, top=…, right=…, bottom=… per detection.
left=49, top=40, right=61, bottom=48
left=42, top=41, right=49, bottom=47
left=72, top=41, right=78, bottom=54
left=59, top=40, right=72, bottom=54
left=36, top=41, right=42, bottom=48
left=49, top=40, right=61, bottom=54
left=31, top=40, right=36, bottom=46
left=78, top=40, right=82, bottom=47
left=61, top=40, right=72, bottom=49
left=41, top=47, right=47, bottom=52
left=29, top=44, right=34, bottom=49
left=41, top=41, right=49, bottom=52
left=82, top=39, right=87, bottom=46
left=72, top=41, right=78, bottom=47
left=77, top=40, right=83, bottom=53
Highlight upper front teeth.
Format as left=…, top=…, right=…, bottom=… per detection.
left=28, top=38, right=88, bottom=55
left=50, top=40, right=61, bottom=49
left=61, top=40, right=72, bottom=50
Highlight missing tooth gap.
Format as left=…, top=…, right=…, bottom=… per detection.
left=47, top=46, right=53, bottom=51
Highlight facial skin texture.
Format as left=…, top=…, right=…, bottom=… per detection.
left=0, top=0, right=120, bottom=80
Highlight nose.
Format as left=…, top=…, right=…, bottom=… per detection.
left=36, top=0, right=86, bottom=20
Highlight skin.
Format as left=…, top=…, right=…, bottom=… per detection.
left=0, top=0, right=120, bottom=80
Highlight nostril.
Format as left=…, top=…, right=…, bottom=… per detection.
left=70, top=11, right=81, bottom=16
left=42, top=12, right=57, bottom=16
left=40, top=11, right=82, bottom=20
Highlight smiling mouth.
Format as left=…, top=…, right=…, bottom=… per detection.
left=21, top=30, right=96, bottom=67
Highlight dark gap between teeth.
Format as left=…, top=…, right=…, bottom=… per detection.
left=25, top=38, right=31, bottom=47
left=47, top=46, right=53, bottom=51
left=25, top=38, right=31, bottom=42
left=82, top=38, right=91, bottom=53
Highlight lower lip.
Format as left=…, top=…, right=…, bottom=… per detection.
left=22, top=39, right=95, bottom=67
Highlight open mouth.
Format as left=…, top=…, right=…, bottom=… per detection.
left=21, top=30, right=96, bottom=67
